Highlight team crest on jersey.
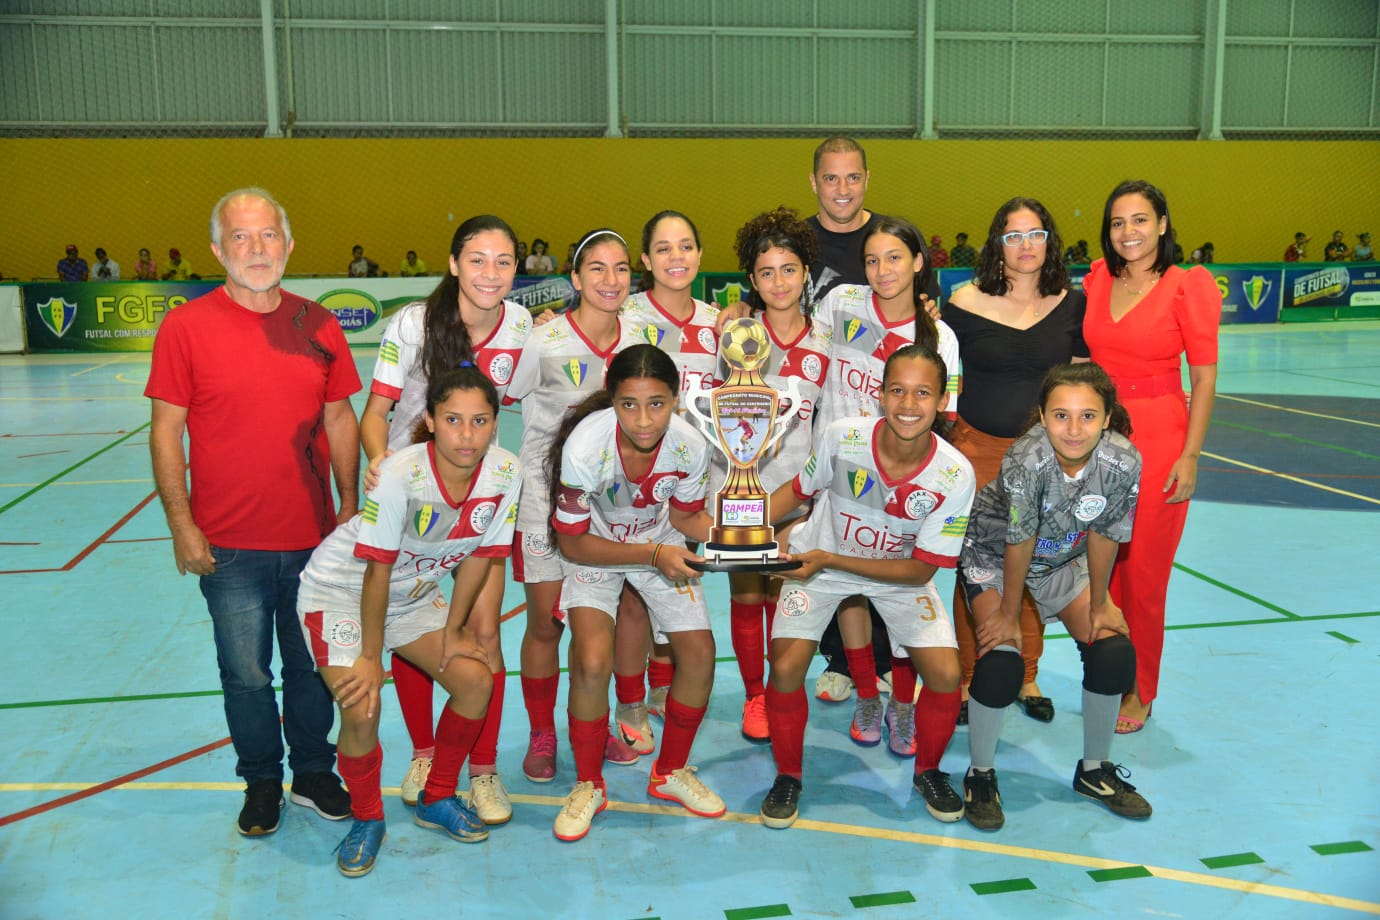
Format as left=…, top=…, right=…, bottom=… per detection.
left=696, top=327, right=717, bottom=353
left=330, top=618, right=362, bottom=648
left=524, top=532, right=553, bottom=557
left=1074, top=494, right=1107, bottom=522
left=574, top=567, right=605, bottom=584
left=849, top=469, right=874, bottom=499
left=605, top=483, right=621, bottom=504
left=469, top=500, right=496, bottom=532
left=488, top=353, right=514, bottom=384
left=650, top=474, right=679, bottom=503
left=799, top=354, right=823, bottom=382
left=843, top=319, right=869, bottom=344
left=641, top=325, right=665, bottom=346
left=36, top=298, right=78, bottom=339
left=964, top=565, right=995, bottom=584
left=562, top=359, right=588, bottom=387
left=414, top=504, right=440, bottom=537
left=670, top=442, right=692, bottom=467
left=902, top=487, right=939, bottom=519
left=409, top=464, right=427, bottom=486
left=598, top=448, right=614, bottom=474
left=938, top=464, right=964, bottom=486
left=491, top=459, right=517, bottom=485
left=843, top=427, right=863, bottom=443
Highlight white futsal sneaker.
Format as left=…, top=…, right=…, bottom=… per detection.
left=400, top=756, right=432, bottom=806
left=814, top=670, right=853, bottom=702
left=466, top=773, right=512, bottom=825
left=615, top=701, right=657, bottom=754
left=553, top=781, right=607, bottom=842
left=647, top=765, right=726, bottom=818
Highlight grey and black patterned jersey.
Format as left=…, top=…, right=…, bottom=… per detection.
left=961, top=425, right=1141, bottom=577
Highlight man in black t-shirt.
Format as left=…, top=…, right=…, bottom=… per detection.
left=805, top=137, right=884, bottom=311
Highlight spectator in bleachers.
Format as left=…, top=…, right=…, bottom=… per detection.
left=163, top=248, right=194, bottom=281
left=560, top=243, right=577, bottom=274
left=1283, top=232, right=1309, bottom=262
left=92, top=247, right=120, bottom=280
left=57, top=244, right=89, bottom=282
left=348, top=245, right=380, bottom=278
left=1064, top=239, right=1090, bottom=265
left=949, top=232, right=977, bottom=267
left=398, top=250, right=427, bottom=277
left=1190, top=242, right=1214, bottom=265
left=134, top=248, right=159, bottom=280
left=1324, top=231, right=1349, bottom=262
left=929, top=235, right=950, bottom=268
left=1353, top=232, right=1373, bottom=262
left=516, top=240, right=529, bottom=274
left=525, top=238, right=555, bottom=274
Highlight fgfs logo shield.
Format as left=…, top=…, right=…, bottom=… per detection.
left=37, top=298, right=78, bottom=338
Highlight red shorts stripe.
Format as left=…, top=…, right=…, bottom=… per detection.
left=303, top=610, right=329, bottom=668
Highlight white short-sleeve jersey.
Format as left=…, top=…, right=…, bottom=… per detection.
left=300, top=440, right=521, bottom=605
left=961, top=425, right=1141, bottom=577
left=506, top=311, right=642, bottom=531
left=370, top=300, right=533, bottom=451
left=620, top=292, right=722, bottom=414
left=552, top=409, right=710, bottom=563
left=788, top=418, right=975, bottom=590
left=810, top=284, right=962, bottom=436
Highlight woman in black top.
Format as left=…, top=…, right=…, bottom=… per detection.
left=940, top=197, right=1088, bottom=731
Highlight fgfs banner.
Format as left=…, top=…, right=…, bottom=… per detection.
left=25, top=281, right=217, bottom=352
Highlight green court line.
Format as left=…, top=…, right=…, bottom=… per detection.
left=0, top=422, right=151, bottom=516
left=1088, top=866, right=1152, bottom=882
left=5, top=609, right=1379, bottom=711
left=971, top=878, right=1037, bottom=895
left=1211, top=418, right=1380, bottom=463
left=1171, top=562, right=1301, bottom=618
left=1201, top=852, right=1265, bottom=869
left=1310, top=841, right=1373, bottom=856
left=849, top=890, right=916, bottom=907
left=724, top=906, right=791, bottom=920
left=1326, top=631, right=1359, bottom=644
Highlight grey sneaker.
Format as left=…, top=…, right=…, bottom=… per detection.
left=885, top=698, right=916, bottom=756
left=849, top=694, right=884, bottom=746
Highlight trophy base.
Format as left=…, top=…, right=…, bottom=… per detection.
left=688, top=542, right=802, bottom=574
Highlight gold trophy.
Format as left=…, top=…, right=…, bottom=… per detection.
left=685, top=317, right=802, bottom=572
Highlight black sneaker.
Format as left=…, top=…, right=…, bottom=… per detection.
left=238, top=779, right=284, bottom=836
left=963, top=768, right=1004, bottom=831
left=290, top=771, right=351, bottom=821
left=759, top=775, right=802, bottom=829
left=1073, top=761, right=1152, bottom=819
left=956, top=700, right=968, bottom=726
left=913, top=769, right=964, bottom=822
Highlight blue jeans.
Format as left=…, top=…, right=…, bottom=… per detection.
left=200, top=547, right=336, bottom=783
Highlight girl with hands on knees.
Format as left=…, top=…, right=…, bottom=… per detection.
left=955, top=362, right=1147, bottom=833
left=297, top=368, right=521, bottom=877
left=546, top=345, right=724, bottom=842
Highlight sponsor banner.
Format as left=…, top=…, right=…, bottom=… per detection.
left=24, top=281, right=216, bottom=352
left=1, top=284, right=25, bottom=353
left=1210, top=266, right=1282, bottom=324
left=1283, top=263, right=1380, bottom=311
left=508, top=274, right=577, bottom=315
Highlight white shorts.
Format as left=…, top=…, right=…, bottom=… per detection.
left=512, top=529, right=567, bottom=584
left=773, top=575, right=956, bottom=655
left=958, top=555, right=1089, bottom=623
left=558, top=565, right=709, bottom=645
left=298, top=584, right=447, bottom=668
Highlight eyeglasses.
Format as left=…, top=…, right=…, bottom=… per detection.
left=1001, top=230, right=1049, bottom=247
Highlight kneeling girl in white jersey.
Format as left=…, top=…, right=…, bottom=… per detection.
left=758, top=343, right=976, bottom=829
left=299, top=368, right=521, bottom=876
left=548, top=344, right=722, bottom=841
left=956, top=362, right=1148, bottom=831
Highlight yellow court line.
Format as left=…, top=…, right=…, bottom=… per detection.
left=69, top=358, right=129, bottom=378
left=1203, top=450, right=1380, bottom=507
left=1, top=782, right=1374, bottom=913
left=1217, top=393, right=1380, bottom=430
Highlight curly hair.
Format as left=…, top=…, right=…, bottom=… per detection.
left=734, top=206, right=819, bottom=276
left=973, top=197, right=1069, bottom=297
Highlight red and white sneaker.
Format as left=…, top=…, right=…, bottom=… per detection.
left=648, top=765, right=725, bottom=818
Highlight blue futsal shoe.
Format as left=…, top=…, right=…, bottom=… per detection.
left=414, top=794, right=490, bottom=843
left=335, top=819, right=386, bottom=877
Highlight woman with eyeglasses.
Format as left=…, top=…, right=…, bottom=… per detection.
left=938, top=198, right=1089, bottom=756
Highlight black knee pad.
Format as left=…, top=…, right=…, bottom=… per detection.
left=969, top=648, right=1023, bottom=708
left=1080, top=635, right=1136, bottom=695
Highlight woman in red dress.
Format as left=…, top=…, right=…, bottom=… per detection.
left=1082, top=180, right=1220, bottom=733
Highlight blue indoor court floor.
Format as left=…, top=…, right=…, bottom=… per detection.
left=1, top=322, right=1377, bottom=919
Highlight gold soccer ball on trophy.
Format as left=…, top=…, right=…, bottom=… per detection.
left=720, top=317, right=771, bottom=373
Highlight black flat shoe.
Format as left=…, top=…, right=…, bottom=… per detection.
left=1017, top=695, right=1055, bottom=723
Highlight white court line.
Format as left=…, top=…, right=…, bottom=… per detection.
left=1204, top=451, right=1380, bottom=507
left=1218, top=393, right=1380, bottom=429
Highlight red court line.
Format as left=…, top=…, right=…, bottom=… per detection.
left=0, top=736, right=233, bottom=827
left=500, top=603, right=527, bottom=623
left=0, top=491, right=157, bottom=576
left=17, top=450, right=69, bottom=459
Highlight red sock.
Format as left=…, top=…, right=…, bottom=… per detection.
left=569, top=712, right=608, bottom=790
left=337, top=743, right=384, bottom=821
left=614, top=671, right=646, bottom=705
left=764, top=600, right=776, bottom=644
left=730, top=600, right=766, bottom=697
left=844, top=645, right=879, bottom=698
left=467, top=671, right=505, bottom=775
left=521, top=673, right=559, bottom=733
left=765, top=684, right=808, bottom=779
left=391, top=653, right=436, bottom=756
left=647, top=659, right=674, bottom=690
left=422, top=705, right=484, bottom=805
left=890, top=655, right=917, bottom=704
left=914, top=685, right=961, bottom=774
left=653, top=694, right=706, bottom=774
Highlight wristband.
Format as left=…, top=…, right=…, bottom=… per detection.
left=651, top=543, right=664, bottom=567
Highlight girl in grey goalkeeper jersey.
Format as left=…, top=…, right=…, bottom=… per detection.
left=956, top=362, right=1152, bottom=831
